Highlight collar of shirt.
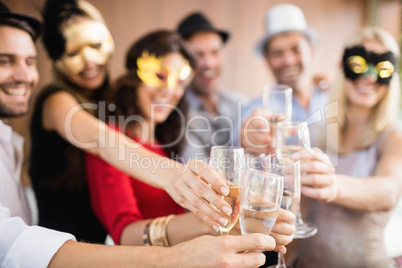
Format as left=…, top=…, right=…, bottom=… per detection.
left=185, top=89, right=205, bottom=113
left=184, top=88, right=242, bottom=118
left=0, top=120, right=13, bottom=143
left=0, top=120, right=24, bottom=177
left=0, top=120, right=30, bottom=225
left=292, top=86, right=329, bottom=122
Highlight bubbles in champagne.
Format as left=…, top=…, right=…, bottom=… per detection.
left=219, top=185, right=241, bottom=233
left=239, top=204, right=280, bottom=235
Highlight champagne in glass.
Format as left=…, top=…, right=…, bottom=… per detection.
left=276, top=121, right=318, bottom=239
left=209, top=146, right=244, bottom=235
left=276, top=120, right=310, bottom=154
left=239, top=169, right=284, bottom=235
left=281, top=190, right=300, bottom=215
left=264, top=153, right=300, bottom=268
left=219, top=184, right=241, bottom=233
left=262, top=84, right=292, bottom=152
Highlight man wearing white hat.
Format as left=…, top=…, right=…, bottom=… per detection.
left=239, top=4, right=329, bottom=154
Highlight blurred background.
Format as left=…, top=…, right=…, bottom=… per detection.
left=5, top=0, right=402, bottom=98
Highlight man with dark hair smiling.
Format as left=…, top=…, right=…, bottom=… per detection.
left=0, top=2, right=294, bottom=267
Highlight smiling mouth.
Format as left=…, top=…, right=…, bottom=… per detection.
left=80, top=66, right=102, bottom=79
left=200, top=69, right=218, bottom=80
left=356, top=86, right=376, bottom=95
left=0, top=84, right=29, bottom=96
left=279, top=67, right=299, bottom=79
left=152, top=99, right=170, bottom=106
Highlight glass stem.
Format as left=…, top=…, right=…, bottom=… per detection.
left=296, top=211, right=304, bottom=225
left=219, top=230, right=230, bottom=236
left=277, top=252, right=287, bottom=268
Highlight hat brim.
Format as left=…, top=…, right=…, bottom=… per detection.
left=181, top=26, right=230, bottom=43
left=218, top=30, right=229, bottom=43
left=0, top=11, right=41, bottom=39
left=256, top=28, right=318, bottom=55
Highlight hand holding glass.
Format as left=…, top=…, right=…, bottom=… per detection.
left=276, top=121, right=317, bottom=239
left=262, top=84, right=292, bottom=151
left=264, top=154, right=300, bottom=268
left=239, top=168, right=284, bottom=236
left=209, top=146, right=244, bottom=235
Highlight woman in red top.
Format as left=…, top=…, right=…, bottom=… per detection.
left=86, top=30, right=216, bottom=245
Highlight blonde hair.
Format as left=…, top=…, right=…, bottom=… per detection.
left=327, top=27, right=400, bottom=154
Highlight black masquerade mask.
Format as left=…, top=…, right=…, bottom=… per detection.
left=342, top=45, right=397, bottom=85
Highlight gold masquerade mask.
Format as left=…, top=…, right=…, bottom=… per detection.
left=347, top=56, right=395, bottom=79
left=55, top=20, right=114, bottom=75
left=343, top=46, right=397, bottom=85
left=137, top=51, right=192, bottom=90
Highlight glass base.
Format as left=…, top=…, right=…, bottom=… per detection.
left=294, top=221, right=317, bottom=239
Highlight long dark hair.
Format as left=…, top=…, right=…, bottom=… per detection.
left=113, top=30, right=195, bottom=157
left=31, top=0, right=113, bottom=191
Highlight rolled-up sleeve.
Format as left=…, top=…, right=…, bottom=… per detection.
left=0, top=205, right=75, bottom=268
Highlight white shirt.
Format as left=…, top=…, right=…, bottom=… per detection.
left=0, top=204, right=75, bottom=267
left=0, top=120, right=31, bottom=224
left=0, top=120, right=76, bottom=267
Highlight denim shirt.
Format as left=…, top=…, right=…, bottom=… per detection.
left=180, top=89, right=248, bottom=163
left=233, top=86, right=330, bottom=146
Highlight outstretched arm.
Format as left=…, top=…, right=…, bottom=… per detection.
left=49, top=234, right=276, bottom=268
left=296, top=131, right=402, bottom=212
left=42, top=91, right=231, bottom=230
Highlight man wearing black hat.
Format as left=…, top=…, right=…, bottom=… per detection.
left=177, top=12, right=248, bottom=161
left=0, top=3, right=284, bottom=267
left=0, top=1, right=41, bottom=226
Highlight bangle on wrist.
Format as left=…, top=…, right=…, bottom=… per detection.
left=163, top=214, right=175, bottom=247
left=149, top=217, right=159, bottom=246
left=143, top=222, right=151, bottom=246
left=146, top=215, right=176, bottom=247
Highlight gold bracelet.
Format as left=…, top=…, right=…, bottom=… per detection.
left=142, top=222, right=151, bottom=246
left=155, top=217, right=165, bottom=246
left=162, top=215, right=175, bottom=247
left=148, top=217, right=160, bottom=246
left=146, top=215, right=175, bottom=247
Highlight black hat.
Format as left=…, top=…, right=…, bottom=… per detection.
left=177, top=12, right=229, bottom=43
left=0, top=1, right=41, bottom=40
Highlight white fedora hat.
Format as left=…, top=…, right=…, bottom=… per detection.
left=257, top=4, right=319, bottom=55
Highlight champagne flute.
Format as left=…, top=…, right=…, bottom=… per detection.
left=239, top=168, right=284, bottom=236
left=262, top=84, right=292, bottom=152
left=264, top=154, right=300, bottom=268
left=209, top=146, right=244, bottom=235
left=276, top=121, right=318, bottom=239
